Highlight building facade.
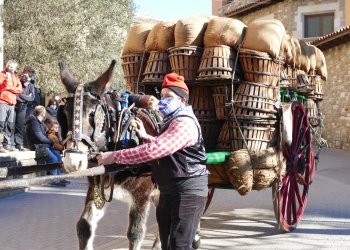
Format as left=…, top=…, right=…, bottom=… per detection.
left=212, top=0, right=350, bottom=151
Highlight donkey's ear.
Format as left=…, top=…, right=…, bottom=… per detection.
left=59, top=62, right=79, bottom=93
left=93, top=60, right=116, bottom=93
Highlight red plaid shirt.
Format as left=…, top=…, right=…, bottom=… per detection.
left=114, top=117, right=198, bottom=164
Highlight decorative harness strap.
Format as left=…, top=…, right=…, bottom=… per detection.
left=63, top=83, right=106, bottom=153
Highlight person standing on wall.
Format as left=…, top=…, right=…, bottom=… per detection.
left=0, top=60, right=23, bottom=153
left=14, top=67, right=36, bottom=151
left=97, top=73, right=208, bottom=249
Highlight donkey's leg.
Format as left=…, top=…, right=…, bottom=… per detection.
left=77, top=180, right=109, bottom=250
left=150, top=188, right=161, bottom=250
left=127, top=197, right=152, bottom=250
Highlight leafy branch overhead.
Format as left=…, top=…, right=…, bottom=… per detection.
left=3, top=0, right=135, bottom=94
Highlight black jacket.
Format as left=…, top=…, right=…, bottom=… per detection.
left=152, top=106, right=208, bottom=187
left=16, top=82, right=35, bottom=104
left=25, top=115, right=53, bottom=149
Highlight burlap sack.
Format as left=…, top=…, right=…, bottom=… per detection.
left=225, top=149, right=253, bottom=195
left=298, top=40, right=311, bottom=73
left=174, top=16, right=210, bottom=47
left=251, top=147, right=281, bottom=190
left=251, top=147, right=279, bottom=169
left=253, top=169, right=277, bottom=190
left=122, top=23, right=154, bottom=55
left=145, top=21, right=175, bottom=52
left=242, top=19, right=286, bottom=58
left=204, top=17, right=246, bottom=48
left=308, top=45, right=317, bottom=72
left=280, top=33, right=295, bottom=67
left=315, top=47, right=327, bottom=80
left=292, top=37, right=302, bottom=69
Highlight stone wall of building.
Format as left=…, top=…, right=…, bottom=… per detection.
left=320, top=42, right=350, bottom=151
left=226, top=0, right=343, bottom=38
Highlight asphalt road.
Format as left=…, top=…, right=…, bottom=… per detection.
left=0, top=147, right=349, bottom=249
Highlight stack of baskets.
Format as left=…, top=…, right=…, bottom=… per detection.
left=120, top=17, right=327, bottom=195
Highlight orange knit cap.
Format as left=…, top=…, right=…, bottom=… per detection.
left=162, top=73, right=189, bottom=101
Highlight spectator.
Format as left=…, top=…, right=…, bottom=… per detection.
left=0, top=60, right=22, bottom=153
left=26, top=105, right=66, bottom=187
left=45, top=118, right=63, bottom=153
left=25, top=71, right=41, bottom=119
left=46, top=96, right=60, bottom=119
left=14, top=67, right=36, bottom=151
left=44, top=118, right=70, bottom=185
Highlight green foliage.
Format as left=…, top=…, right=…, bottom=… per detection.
left=3, top=0, right=135, bottom=95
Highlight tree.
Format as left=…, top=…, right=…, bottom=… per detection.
left=3, top=0, right=135, bottom=95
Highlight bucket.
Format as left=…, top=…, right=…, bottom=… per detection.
left=143, top=51, right=171, bottom=83
left=121, top=52, right=149, bottom=85
left=168, top=46, right=202, bottom=82
left=197, top=45, right=242, bottom=81
left=239, top=48, right=283, bottom=86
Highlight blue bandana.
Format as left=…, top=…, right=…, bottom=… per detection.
left=158, top=97, right=180, bottom=117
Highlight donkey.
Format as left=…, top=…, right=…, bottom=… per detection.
left=58, top=60, right=161, bottom=250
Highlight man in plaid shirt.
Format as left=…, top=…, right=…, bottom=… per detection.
left=98, top=73, right=208, bottom=249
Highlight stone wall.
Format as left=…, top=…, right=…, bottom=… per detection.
left=320, top=42, right=350, bottom=151
left=224, top=0, right=344, bottom=37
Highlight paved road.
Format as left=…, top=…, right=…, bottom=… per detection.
left=0, top=147, right=350, bottom=249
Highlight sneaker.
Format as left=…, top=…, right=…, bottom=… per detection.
left=60, top=179, right=71, bottom=184
left=4, top=145, right=19, bottom=152
left=0, top=146, right=8, bottom=153
left=48, top=181, right=66, bottom=187
left=17, top=146, right=30, bottom=151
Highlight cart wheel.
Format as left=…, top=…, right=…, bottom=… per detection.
left=272, top=102, right=315, bottom=232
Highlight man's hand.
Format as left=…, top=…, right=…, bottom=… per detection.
left=97, top=151, right=115, bottom=165
left=133, top=117, right=148, bottom=139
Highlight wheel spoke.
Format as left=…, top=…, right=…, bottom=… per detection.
left=287, top=177, right=293, bottom=224
left=294, top=177, right=304, bottom=207
left=291, top=178, right=297, bottom=224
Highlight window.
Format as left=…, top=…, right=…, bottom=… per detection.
left=304, top=13, right=334, bottom=38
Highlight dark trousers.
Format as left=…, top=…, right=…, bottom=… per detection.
left=14, top=103, right=27, bottom=147
left=156, top=193, right=207, bottom=250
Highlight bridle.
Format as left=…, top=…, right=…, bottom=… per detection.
left=63, top=83, right=109, bottom=157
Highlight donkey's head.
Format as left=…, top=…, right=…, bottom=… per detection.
left=59, top=60, right=116, bottom=173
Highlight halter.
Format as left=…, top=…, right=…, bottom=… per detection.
left=63, top=83, right=107, bottom=154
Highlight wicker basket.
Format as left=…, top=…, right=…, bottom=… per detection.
left=121, top=52, right=149, bottom=85
left=239, top=48, right=283, bottom=86
left=211, top=85, right=233, bottom=120
left=305, top=98, right=319, bottom=127
left=217, top=121, right=276, bottom=152
left=126, top=82, right=160, bottom=95
left=143, top=51, right=171, bottom=83
left=307, top=71, right=324, bottom=100
left=168, top=46, right=202, bottom=82
left=231, top=81, right=279, bottom=122
left=189, top=86, right=216, bottom=119
left=198, top=119, right=223, bottom=150
left=197, top=45, right=241, bottom=81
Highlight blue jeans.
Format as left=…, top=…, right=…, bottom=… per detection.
left=46, top=147, right=62, bottom=175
